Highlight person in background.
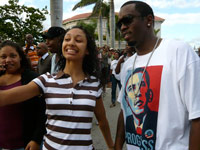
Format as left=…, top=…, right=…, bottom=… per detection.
left=110, top=50, right=121, bottom=108
left=23, top=34, right=39, bottom=72
left=101, top=45, right=109, bottom=92
left=42, top=26, right=66, bottom=74
left=36, top=42, right=52, bottom=75
left=107, top=48, right=114, bottom=88
left=114, top=44, right=135, bottom=82
left=0, top=26, right=114, bottom=150
left=115, top=1, right=200, bottom=150
left=0, top=40, right=46, bottom=150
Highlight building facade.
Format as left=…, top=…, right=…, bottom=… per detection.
left=62, top=12, right=165, bottom=49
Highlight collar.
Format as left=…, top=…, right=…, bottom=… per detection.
left=55, top=70, right=93, bottom=83
left=55, top=71, right=70, bottom=79
left=83, top=74, right=93, bottom=83
left=42, top=52, right=49, bottom=60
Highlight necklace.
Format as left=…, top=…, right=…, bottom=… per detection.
left=131, top=37, right=160, bottom=100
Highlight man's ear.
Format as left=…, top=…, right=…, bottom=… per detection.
left=146, top=14, right=154, bottom=28
left=146, top=89, right=153, bottom=102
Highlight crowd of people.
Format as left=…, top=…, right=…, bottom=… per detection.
left=0, top=0, right=200, bottom=150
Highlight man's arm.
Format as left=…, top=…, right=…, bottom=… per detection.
left=115, top=56, right=124, bottom=74
left=189, top=118, right=200, bottom=150
left=115, top=110, right=125, bottom=150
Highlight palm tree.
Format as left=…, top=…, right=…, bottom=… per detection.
left=115, top=15, right=122, bottom=49
left=50, top=0, right=63, bottom=27
left=72, top=0, right=106, bottom=47
left=109, top=0, right=115, bottom=48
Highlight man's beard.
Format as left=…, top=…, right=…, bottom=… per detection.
left=127, top=41, right=137, bottom=47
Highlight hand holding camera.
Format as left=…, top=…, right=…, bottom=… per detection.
left=0, top=63, right=6, bottom=76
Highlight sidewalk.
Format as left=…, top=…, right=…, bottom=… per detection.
left=92, top=87, right=127, bottom=150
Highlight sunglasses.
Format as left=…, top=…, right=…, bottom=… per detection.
left=116, top=15, right=141, bottom=30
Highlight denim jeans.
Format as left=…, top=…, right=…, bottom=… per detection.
left=111, top=74, right=121, bottom=104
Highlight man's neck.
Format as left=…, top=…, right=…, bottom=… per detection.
left=133, top=113, right=147, bottom=127
left=136, top=36, right=158, bottom=56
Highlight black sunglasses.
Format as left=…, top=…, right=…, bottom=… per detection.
left=116, top=15, right=141, bottom=30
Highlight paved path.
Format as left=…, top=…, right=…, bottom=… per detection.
left=91, top=88, right=127, bottom=150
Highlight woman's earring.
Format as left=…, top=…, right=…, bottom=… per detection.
left=147, top=23, right=151, bottom=27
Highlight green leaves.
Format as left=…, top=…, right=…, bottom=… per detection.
left=76, top=20, right=97, bottom=38
left=0, top=0, right=48, bottom=46
left=72, top=0, right=98, bottom=11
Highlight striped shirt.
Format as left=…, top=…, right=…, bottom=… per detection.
left=33, top=71, right=102, bottom=150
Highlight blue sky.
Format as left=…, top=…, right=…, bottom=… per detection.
left=1, top=0, right=200, bottom=48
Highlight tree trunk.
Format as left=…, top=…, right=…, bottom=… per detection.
left=98, top=14, right=103, bottom=47
left=106, top=20, right=110, bottom=45
left=50, top=0, right=63, bottom=27
left=109, top=0, right=115, bottom=48
left=118, top=32, right=121, bottom=50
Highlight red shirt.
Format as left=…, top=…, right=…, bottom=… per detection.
left=23, top=45, right=39, bottom=71
left=0, top=80, right=24, bottom=149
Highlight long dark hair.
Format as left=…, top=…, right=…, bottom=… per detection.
left=58, top=26, right=102, bottom=83
left=0, top=40, right=32, bottom=71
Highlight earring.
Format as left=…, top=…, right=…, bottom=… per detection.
left=147, top=23, right=151, bottom=27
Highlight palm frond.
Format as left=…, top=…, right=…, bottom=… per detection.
left=72, top=0, right=98, bottom=11
left=88, top=0, right=104, bottom=18
left=89, top=3, right=100, bottom=18
left=101, top=2, right=110, bottom=17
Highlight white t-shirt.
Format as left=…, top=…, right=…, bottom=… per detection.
left=114, top=55, right=130, bottom=80
left=51, top=53, right=59, bottom=74
left=119, top=39, right=200, bottom=150
left=110, top=59, right=118, bottom=75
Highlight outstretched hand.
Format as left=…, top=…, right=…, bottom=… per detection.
left=0, top=62, right=6, bottom=76
left=25, top=140, right=40, bottom=150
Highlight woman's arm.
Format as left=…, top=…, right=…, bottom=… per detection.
left=25, top=140, right=40, bottom=150
left=115, top=110, right=125, bottom=150
left=0, top=81, right=40, bottom=106
left=94, top=97, right=114, bottom=150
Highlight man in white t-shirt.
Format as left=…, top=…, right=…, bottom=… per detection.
left=110, top=51, right=121, bottom=107
left=115, top=1, right=200, bottom=150
left=114, top=45, right=134, bottom=81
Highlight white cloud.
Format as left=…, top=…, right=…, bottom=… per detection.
left=108, top=0, right=200, bottom=11
left=64, top=0, right=79, bottom=2
left=63, top=2, right=93, bottom=19
left=0, top=0, right=36, bottom=7
left=0, top=0, right=8, bottom=5
left=144, top=0, right=200, bottom=8
left=158, top=13, right=200, bottom=26
left=18, top=0, right=34, bottom=5
left=189, top=37, right=200, bottom=48
left=42, top=14, right=51, bottom=30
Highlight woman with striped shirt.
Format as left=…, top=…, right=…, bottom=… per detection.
left=0, top=26, right=114, bottom=150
